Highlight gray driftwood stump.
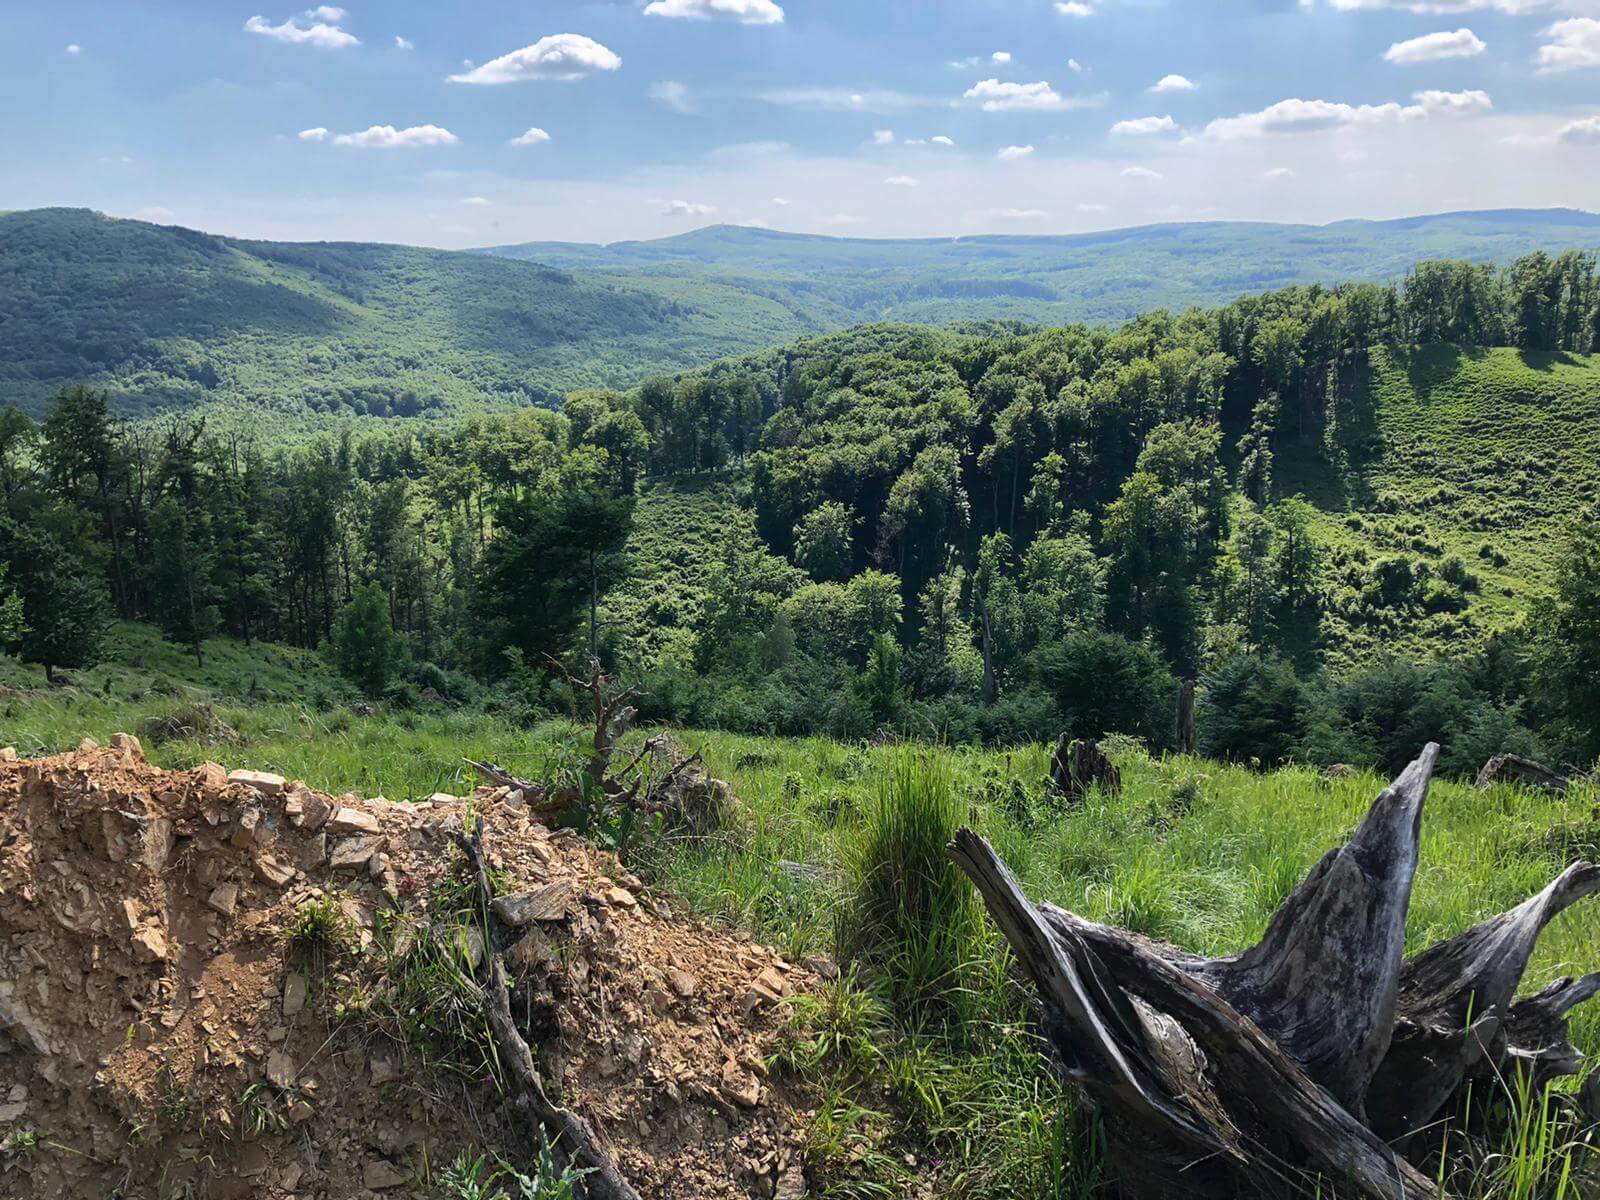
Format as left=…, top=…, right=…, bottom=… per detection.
left=949, top=744, right=1600, bottom=1198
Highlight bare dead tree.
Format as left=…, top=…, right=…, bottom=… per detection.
left=950, top=743, right=1600, bottom=1199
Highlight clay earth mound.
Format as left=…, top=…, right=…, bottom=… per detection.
left=0, top=737, right=813, bottom=1199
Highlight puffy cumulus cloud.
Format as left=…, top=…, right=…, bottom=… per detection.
left=663, top=200, right=718, bottom=216
left=873, top=129, right=896, bottom=145
left=997, top=144, right=1035, bottom=159
left=332, top=124, right=458, bottom=147
left=1558, top=115, right=1600, bottom=141
left=297, top=126, right=329, bottom=141
left=885, top=175, right=919, bottom=186
left=1056, top=2, right=1093, bottom=15
left=1204, top=97, right=1430, bottom=139
left=1121, top=165, right=1164, bottom=178
left=992, top=51, right=1013, bottom=63
left=964, top=78, right=1104, bottom=112
left=1538, top=18, right=1600, bottom=72
left=66, top=43, right=81, bottom=55
left=643, top=0, right=784, bottom=23
left=771, top=197, right=792, bottom=206
left=650, top=80, right=696, bottom=113
left=1384, top=28, right=1485, bottom=63
left=244, top=9, right=359, bottom=48
left=394, top=35, right=414, bottom=50
left=1151, top=74, right=1197, bottom=92
left=510, top=126, right=552, bottom=146
left=1414, top=88, right=1492, bottom=112
left=931, top=134, right=955, bottom=146
left=1265, top=166, right=1296, bottom=178
left=1111, top=114, right=1176, bottom=135
left=450, top=34, right=620, bottom=84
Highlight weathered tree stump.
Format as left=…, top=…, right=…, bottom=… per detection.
left=1048, top=736, right=1121, bottom=805
left=951, top=744, right=1600, bottom=1198
left=1475, top=753, right=1571, bottom=795
left=1176, top=679, right=1197, bottom=756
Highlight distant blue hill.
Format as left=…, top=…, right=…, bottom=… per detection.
left=479, top=208, right=1600, bottom=326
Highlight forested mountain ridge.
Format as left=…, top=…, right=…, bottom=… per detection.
left=0, top=207, right=820, bottom=422
left=482, top=208, right=1600, bottom=326
left=6, top=206, right=1600, bottom=425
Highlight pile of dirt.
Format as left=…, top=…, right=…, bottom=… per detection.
left=0, top=737, right=813, bottom=1199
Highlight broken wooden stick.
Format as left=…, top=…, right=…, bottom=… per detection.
left=450, top=823, right=643, bottom=1200
left=950, top=743, right=1600, bottom=1199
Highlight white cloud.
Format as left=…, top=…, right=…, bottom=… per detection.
left=643, top=0, right=784, bottom=23
left=1537, top=18, right=1600, bottom=73
left=1265, top=166, right=1296, bottom=178
left=885, top=175, right=919, bottom=186
left=649, top=81, right=696, bottom=114
left=1205, top=97, right=1430, bottom=139
left=66, top=43, right=81, bottom=55
left=1122, top=165, right=1164, bottom=178
left=771, top=197, right=791, bottom=206
left=1056, top=2, right=1093, bottom=15
left=332, top=124, right=458, bottom=147
left=462, top=196, right=493, bottom=206
left=710, top=140, right=789, bottom=159
left=964, top=79, right=1104, bottom=112
left=395, top=35, right=414, bottom=50
left=244, top=11, right=359, bottom=49
left=1111, top=114, right=1177, bottom=136
left=298, top=126, right=329, bottom=141
left=1558, top=115, right=1600, bottom=141
left=1384, top=28, right=1485, bottom=63
left=664, top=199, right=718, bottom=216
left=997, top=144, right=1035, bottom=159
left=449, top=34, right=621, bottom=84
left=510, top=126, right=552, bottom=146
left=1151, top=74, right=1197, bottom=92
left=1067, top=58, right=1084, bottom=72
left=992, top=51, right=1013, bottom=63
left=931, top=134, right=955, bottom=146
left=1415, top=88, right=1492, bottom=113
left=985, top=207, right=1049, bottom=219
left=873, top=129, right=896, bottom=145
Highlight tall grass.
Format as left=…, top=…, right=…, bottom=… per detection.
left=838, top=751, right=983, bottom=1024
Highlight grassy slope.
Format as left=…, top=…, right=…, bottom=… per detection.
left=4, top=668, right=1595, bottom=1194
left=1279, top=344, right=1600, bottom=661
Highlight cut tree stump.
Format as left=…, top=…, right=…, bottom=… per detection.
left=1047, top=736, right=1121, bottom=805
left=950, top=743, right=1600, bottom=1199
left=1475, top=753, right=1571, bottom=795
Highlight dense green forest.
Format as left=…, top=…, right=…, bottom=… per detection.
left=7, top=206, right=1600, bottom=426
left=4, top=248, right=1600, bottom=777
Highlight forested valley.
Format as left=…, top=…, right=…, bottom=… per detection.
left=5, top=248, right=1600, bottom=779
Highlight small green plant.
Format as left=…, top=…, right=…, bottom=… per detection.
left=287, top=895, right=353, bottom=974
left=772, top=969, right=891, bottom=1078
left=439, top=1143, right=593, bottom=1200
left=239, top=1082, right=285, bottom=1137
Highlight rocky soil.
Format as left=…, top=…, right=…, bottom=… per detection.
left=0, top=737, right=812, bottom=1199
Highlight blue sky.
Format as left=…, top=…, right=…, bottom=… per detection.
left=3, top=0, right=1599, bottom=246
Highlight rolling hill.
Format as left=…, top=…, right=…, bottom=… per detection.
left=0, top=207, right=821, bottom=422
left=481, top=208, right=1600, bottom=327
